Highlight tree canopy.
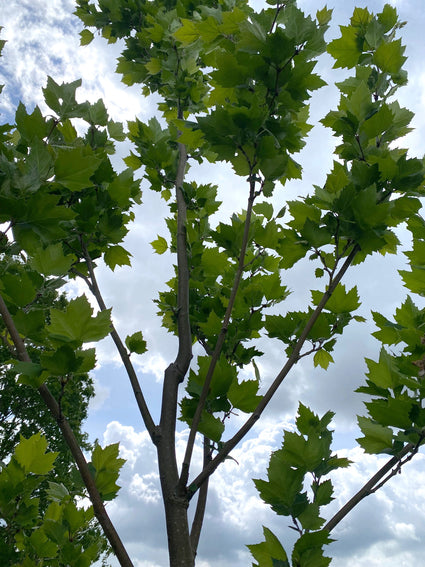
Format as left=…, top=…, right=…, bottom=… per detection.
left=0, top=1, right=424, bottom=566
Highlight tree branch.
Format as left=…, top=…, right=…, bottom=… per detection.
left=190, top=436, right=211, bottom=555
left=81, top=244, right=158, bottom=443
left=174, top=136, right=192, bottom=377
left=179, top=178, right=257, bottom=490
left=158, top=128, right=191, bottom=497
left=324, top=442, right=416, bottom=533
left=188, top=244, right=359, bottom=496
left=0, top=293, right=134, bottom=567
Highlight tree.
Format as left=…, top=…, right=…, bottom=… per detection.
left=0, top=1, right=424, bottom=566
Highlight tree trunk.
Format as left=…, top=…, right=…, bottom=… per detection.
left=162, top=490, right=194, bottom=567
left=157, top=442, right=194, bottom=567
left=157, top=364, right=194, bottom=567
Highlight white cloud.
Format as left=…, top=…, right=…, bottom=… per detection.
left=391, top=522, right=419, bottom=541
left=88, top=376, right=111, bottom=411
left=129, top=472, right=161, bottom=504
left=135, top=353, right=169, bottom=383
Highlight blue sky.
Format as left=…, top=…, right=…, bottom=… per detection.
left=1, top=1, right=425, bottom=566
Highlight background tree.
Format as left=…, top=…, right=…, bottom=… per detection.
left=0, top=1, right=424, bottom=566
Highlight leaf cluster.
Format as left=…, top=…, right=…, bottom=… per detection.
left=357, top=221, right=425, bottom=455
left=250, top=403, right=350, bottom=567
left=0, top=434, right=108, bottom=567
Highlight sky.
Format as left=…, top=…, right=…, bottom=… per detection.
left=1, top=0, right=425, bottom=566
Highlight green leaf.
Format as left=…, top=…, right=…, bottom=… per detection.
left=91, top=443, right=125, bottom=501
left=15, top=103, right=48, bottom=143
left=30, top=243, right=76, bottom=276
left=377, top=4, right=398, bottom=31
left=48, top=295, right=111, bottom=345
left=145, top=58, right=162, bottom=75
left=357, top=416, right=393, bottom=453
left=292, top=531, right=332, bottom=567
left=14, top=361, right=46, bottom=388
left=14, top=433, right=58, bottom=475
left=255, top=452, right=306, bottom=514
left=80, top=29, right=94, bottom=46
left=297, top=501, right=324, bottom=531
left=14, top=309, right=46, bottom=341
left=314, top=349, right=334, bottom=370
left=46, top=482, right=69, bottom=501
left=197, top=310, right=223, bottom=337
left=0, top=272, right=37, bottom=307
left=327, top=25, right=361, bottom=69
left=228, top=379, right=262, bottom=413
left=372, top=311, right=401, bottom=345
left=361, top=104, right=394, bottom=139
left=374, top=39, right=406, bottom=75
left=198, top=411, right=225, bottom=442
left=40, top=345, right=84, bottom=375
left=87, top=98, right=108, bottom=125
left=174, top=19, right=199, bottom=45
left=44, top=519, right=67, bottom=544
left=315, top=479, right=334, bottom=506
left=193, top=355, right=235, bottom=399
left=301, top=218, right=332, bottom=247
left=248, top=527, right=289, bottom=567
left=151, top=235, right=168, bottom=255
left=365, top=347, right=400, bottom=389
left=296, top=403, right=322, bottom=436
left=320, top=284, right=361, bottom=314
left=281, top=430, right=325, bottom=472
left=253, top=201, right=274, bottom=221
left=125, top=331, right=147, bottom=355
left=104, top=245, right=132, bottom=271
left=55, top=146, right=101, bottom=191
left=43, top=77, right=88, bottom=120
left=366, top=397, right=414, bottom=430
left=108, top=119, right=126, bottom=141
left=399, top=267, right=425, bottom=296
left=316, top=7, right=333, bottom=27
left=124, top=152, right=142, bottom=170
left=78, top=348, right=97, bottom=372
left=29, top=527, right=58, bottom=557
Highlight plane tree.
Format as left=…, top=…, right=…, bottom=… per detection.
left=0, top=1, right=424, bottom=566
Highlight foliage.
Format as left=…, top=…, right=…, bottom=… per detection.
left=0, top=433, right=123, bottom=566
left=249, top=404, right=348, bottom=566
left=0, top=1, right=424, bottom=566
